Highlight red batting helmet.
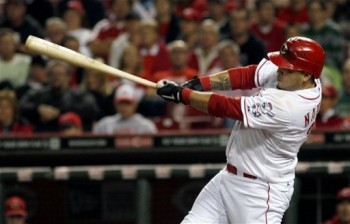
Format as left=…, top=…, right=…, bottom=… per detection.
left=268, top=36, right=326, bottom=78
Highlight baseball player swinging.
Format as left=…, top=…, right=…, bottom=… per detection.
left=156, top=36, right=325, bottom=223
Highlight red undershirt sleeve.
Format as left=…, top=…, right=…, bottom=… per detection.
left=207, top=94, right=243, bottom=121
left=228, top=65, right=257, bottom=90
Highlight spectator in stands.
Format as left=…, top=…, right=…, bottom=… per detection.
left=276, top=0, right=309, bottom=25
left=93, top=84, right=157, bottom=134
left=188, top=19, right=221, bottom=75
left=0, top=28, right=31, bottom=88
left=57, top=0, right=106, bottom=29
left=109, top=13, right=141, bottom=69
left=205, top=0, right=230, bottom=39
left=120, top=41, right=166, bottom=118
left=177, top=8, right=201, bottom=50
left=25, top=0, right=54, bottom=27
left=154, top=0, right=180, bottom=44
left=80, top=61, right=115, bottom=120
left=0, top=89, right=32, bottom=134
left=63, top=0, right=92, bottom=57
left=62, top=35, right=79, bottom=52
left=154, top=40, right=197, bottom=83
left=16, top=55, right=48, bottom=100
left=20, top=60, right=99, bottom=132
left=138, top=19, right=171, bottom=82
left=217, top=40, right=241, bottom=71
left=323, top=187, right=350, bottom=224
left=250, top=0, right=286, bottom=52
left=337, top=58, right=350, bottom=117
left=321, top=65, right=343, bottom=92
left=44, top=17, right=67, bottom=45
left=285, top=22, right=302, bottom=39
left=332, top=0, right=350, bottom=40
left=316, top=85, right=348, bottom=130
left=62, top=35, right=84, bottom=87
left=0, top=0, right=43, bottom=51
left=174, top=0, right=207, bottom=19
left=119, top=44, right=145, bottom=86
left=88, top=0, right=131, bottom=60
left=59, top=112, right=83, bottom=135
left=303, top=0, right=345, bottom=69
left=4, top=196, right=28, bottom=224
left=228, top=8, right=266, bottom=66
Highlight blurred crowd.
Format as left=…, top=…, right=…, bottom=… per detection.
left=0, top=0, right=349, bottom=135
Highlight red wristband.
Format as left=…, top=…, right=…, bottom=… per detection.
left=181, top=88, right=192, bottom=105
left=199, top=76, right=211, bottom=91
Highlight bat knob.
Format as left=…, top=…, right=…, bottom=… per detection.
left=156, top=79, right=169, bottom=88
left=156, top=79, right=178, bottom=88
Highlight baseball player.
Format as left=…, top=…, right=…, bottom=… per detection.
left=156, top=36, right=325, bottom=223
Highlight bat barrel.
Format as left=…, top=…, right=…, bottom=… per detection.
left=25, top=35, right=157, bottom=88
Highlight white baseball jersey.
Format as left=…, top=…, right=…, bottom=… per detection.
left=227, top=58, right=321, bottom=183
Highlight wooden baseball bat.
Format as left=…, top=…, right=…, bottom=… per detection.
left=25, top=35, right=156, bottom=88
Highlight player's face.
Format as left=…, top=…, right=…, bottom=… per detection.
left=276, top=68, right=307, bottom=91
left=337, top=200, right=350, bottom=223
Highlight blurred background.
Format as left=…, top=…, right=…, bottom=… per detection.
left=0, top=0, right=349, bottom=223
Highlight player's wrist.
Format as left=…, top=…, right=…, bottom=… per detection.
left=181, top=76, right=208, bottom=91
left=180, top=88, right=192, bottom=105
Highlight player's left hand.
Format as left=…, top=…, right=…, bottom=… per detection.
left=156, top=80, right=185, bottom=104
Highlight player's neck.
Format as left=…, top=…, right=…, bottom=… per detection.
left=302, top=80, right=316, bottom=90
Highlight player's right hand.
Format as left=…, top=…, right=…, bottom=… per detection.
left=156, top=79, right=185, bottom=104
left=180, top=76, right=204, bottom=91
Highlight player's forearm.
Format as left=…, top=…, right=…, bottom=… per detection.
left=186, top=91, right=243, bottom=121
left=198, top=65, right=257, bottom=91
left=187, top=91, right=213, bottom=113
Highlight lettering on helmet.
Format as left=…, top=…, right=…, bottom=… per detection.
left=247, top=102, right=275, bottom=118
left=280, top=43, right=288, bottom=55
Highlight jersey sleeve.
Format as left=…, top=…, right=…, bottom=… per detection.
left=241, top=89, right=290, bottom=131
left=254, top=59, right=279, bottom=88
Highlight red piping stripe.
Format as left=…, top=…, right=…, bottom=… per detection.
left=297, top=93, right=321, bottom=100
left=265, top=182, right=271, bottom=224
left=256, top=59, right=268, bottom=87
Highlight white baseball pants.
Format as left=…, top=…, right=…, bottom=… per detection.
left=181, top=168, right=294, bottom=224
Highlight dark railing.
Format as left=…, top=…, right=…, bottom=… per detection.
left=0, top=129, right=349, bottom=167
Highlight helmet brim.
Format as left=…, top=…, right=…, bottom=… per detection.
left=267, top=51, right=296, bottom=71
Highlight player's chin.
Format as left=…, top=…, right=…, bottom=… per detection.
left=276, top=83, right=285, bottom=90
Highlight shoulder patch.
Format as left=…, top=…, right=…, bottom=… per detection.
left=247, top=102, right=275, bottom=118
